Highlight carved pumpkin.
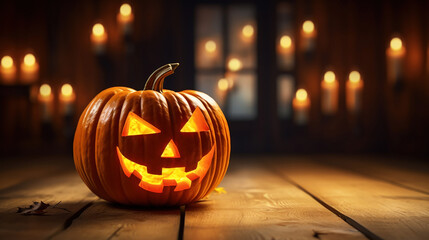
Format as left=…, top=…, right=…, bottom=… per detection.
left=73, top=63, right=230, bottom=206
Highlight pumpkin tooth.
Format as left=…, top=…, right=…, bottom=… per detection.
left=139, top=180, right=164, bottom=193
left=117, top=147, right=135, bottom=177
left=174, top=177, right=192, bottom=191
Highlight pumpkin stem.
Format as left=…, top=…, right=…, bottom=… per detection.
left=144, top=63, right=180, bottom=92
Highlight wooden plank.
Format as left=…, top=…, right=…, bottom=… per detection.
left=319, top=155, right=429, bottom=194
left=274, top=158, right=429, bottom=240
left=53, top=200, right=181, bottom=240
left=184, top=162, right=366, bottom=240
left=0, top=168, right=97, bottom=239
left=0, top=156, right=68, bottom=191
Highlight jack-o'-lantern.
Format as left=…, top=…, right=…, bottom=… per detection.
left=73, top=63, right=230, bottom=206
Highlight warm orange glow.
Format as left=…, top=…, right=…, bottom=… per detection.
left=302, top=20, right=315, bottom=34
left=117, top=145, right=215, bottom=193
left=92, top=23, right=105, bottom=37
left=23, top=54, right=36, bottom=66
left=205, top=40, right=217, bottom=53
left=280, top=35, right=292, bottom=49
left=324, top=71, right=336, bottom=83
left=390, top=37, right=402, bottom=51
left=218, top=78, right=229, bottom=91
left=180, top=107, right=210, bottom=133
left=228, top=58, right=242, bottom=71
left=122, top=112, right=161, bottom=136
left=242, top=24, right=254, bottom=38
left=161, top=140, right=181, bottom=158
left=39, top=84, right=51, bottom=97
left=1, top=56, right=13, bottom=69
left=349, top=71, right=361, bottom=83
left=119, top=3, right=132, bottom=17
left=61, top=84, right=73, bottom=97
left=296, top=89, right=308, bottom=101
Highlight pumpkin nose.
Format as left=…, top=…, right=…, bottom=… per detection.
left=161, top=140, right=180, bottom=158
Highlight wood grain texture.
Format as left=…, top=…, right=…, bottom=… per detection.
left=0, top=156, right=68, bottom=191
left=0, top=168, right=97, bottom=240
left=320, top=155, right=429, bottom=194
left=53, top=200, right=181, bottom=240
left=274, top=158, right=429, bottom=240
left=184, top=162, right=366, bottom=240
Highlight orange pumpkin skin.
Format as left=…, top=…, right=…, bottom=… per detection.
left=73, top=64, right=230, bottom=206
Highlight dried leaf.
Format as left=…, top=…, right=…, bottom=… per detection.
left=214, top=187, right=227, bottom=194
left=17, top=201, right=50, bottom=215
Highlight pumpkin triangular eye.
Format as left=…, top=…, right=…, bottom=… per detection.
left=180, top=107, right=209, bottom=133
left=122, top=112, right=161, bottom=136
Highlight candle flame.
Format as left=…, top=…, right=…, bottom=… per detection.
left=242, top=25, right=254, bottom=38
left=228, top=58, right=242, bottom=72
left=205, top=40, right=216, bottom=53
left=1, top=56, right=13, bottom=69
left=390, top=37, right=402, bottom=51
left=92, top=23, right=105, bottom=37
left=61, top=84, right=73, bottom=97
left=296, top=89, right=308, bottom=101
left=302, top=20, right=315, bottom=34
left=280, top=35, right=292, bottom=49
left=324, top=71, right=336, bottom=83
left=40, top=84, right=51, bottom=97
left=218, top=78, right=229, bottom=91
left=349, top=71, right=361, bottom=83
left=120, top=3, right=132, bottom=17
left=23, top=54, right=36, bottom=66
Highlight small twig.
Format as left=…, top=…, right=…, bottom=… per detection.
left=52, top=201, right=71, bottom=213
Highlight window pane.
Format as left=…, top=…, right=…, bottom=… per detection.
left=195, top=72, right=225, bottom=108
left=227, top=73, right=257, bottom=119
left=277, top=75, right=294, bottom=118
left=227, top=5, right=256, bottom=69
left=195, top=6, right=223, bottom=69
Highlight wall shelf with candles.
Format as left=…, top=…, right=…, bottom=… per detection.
left=0, top=0, right=428, bottom=156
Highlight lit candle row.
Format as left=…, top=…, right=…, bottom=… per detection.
left=292, top=71, right=363, bottom=125
left=0, top=54, right=39, bottom=85
left=90, top=3, right=134, bottom=53
left=38, top=83, right=76, bottom=121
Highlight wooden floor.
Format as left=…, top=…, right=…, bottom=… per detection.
left=0, top=155, right=428, bottom=240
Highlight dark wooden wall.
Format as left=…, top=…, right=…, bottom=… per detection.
left=0, top=0, right=428, bottom=156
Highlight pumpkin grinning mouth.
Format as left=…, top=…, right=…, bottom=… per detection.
left=116, top=145, right=215, bottom=193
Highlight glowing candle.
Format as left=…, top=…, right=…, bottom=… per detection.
left=91, top=23, right=107, bottom=53
left=301, top=20, right=316, bottom=52
left=321, top=71, right=339, bottom=115
left=346, top=71, right=363, bottom=114
left=205, top=40, right=217, bottom=54
left=278, top=35, right=294, bottom=69
left=20, top=53, right=39, bottom=84
left=386, top=37, right=405, bottom=85
left=59, top=83, right=76, bottom=116
left=1, top=55, right=16, bottom=84
left=228, top=58, right=242, bottom=72
left=241, top=24, right=255, bottom=43
left=293, top=89, right=310, bottom=125
left=216, top=78, right=229, bottom=108
left=38, top=84, right=54, bottom=121
left=117, top=3, right=134, bottom=35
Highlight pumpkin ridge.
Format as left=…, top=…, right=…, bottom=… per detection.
left=96, top=90, right=132, bottom=204
left=180, top=92, right=220, bottom=202
left=177, top=92, right=209, bottom=203
left=77, top=87, right=128, bottom=201
left=182, top=91, right=230, bottom=200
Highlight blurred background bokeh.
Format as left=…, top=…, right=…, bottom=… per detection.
left=0, top=0, right=428, bottom=158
